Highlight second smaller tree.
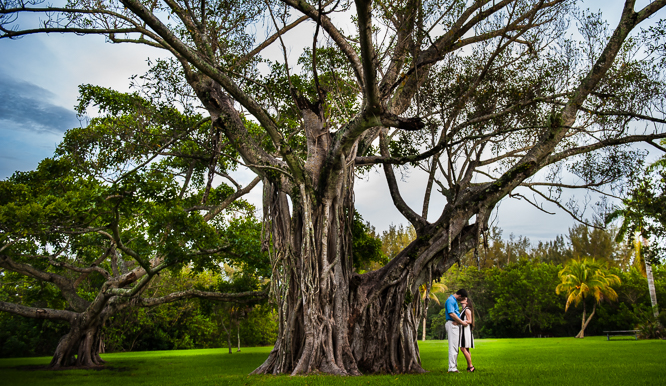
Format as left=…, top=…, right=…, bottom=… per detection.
left=556, top=258, right=621, bottom=338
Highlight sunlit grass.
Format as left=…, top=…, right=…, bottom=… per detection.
left=1, top=336, right=663, bottom=385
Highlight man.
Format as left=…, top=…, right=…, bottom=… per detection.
left=445, top=289, right=469, bottom=373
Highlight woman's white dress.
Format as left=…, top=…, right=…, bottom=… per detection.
left=459, top=306, right=475, bottom=349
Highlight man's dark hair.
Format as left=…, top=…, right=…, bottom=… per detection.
left=456, top=289, right=468, bottom=298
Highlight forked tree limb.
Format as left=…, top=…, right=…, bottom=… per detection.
left=118, top=0, right=305, bottom=181
left=369, top=0, right=666, bottom=290
left=0, top=254, right=91, bottom=312
left=279, top=0, right=364, bottom=87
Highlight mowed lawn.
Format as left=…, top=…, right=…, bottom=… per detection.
left=0, top=336, right=664, bottom=385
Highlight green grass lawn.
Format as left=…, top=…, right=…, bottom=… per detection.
left=0, top=337, right=663, bottom=385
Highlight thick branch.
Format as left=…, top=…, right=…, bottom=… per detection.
left=354, top=0, right=380, bottom=109
left=119, top=0, right=304, bottom=181
left=380, top=114, right=425, bottom=131
left=0, top=26, right=141, bottom=38
left=0, top=254, right=91, bottom=312
left=0, top=301, right=76, bottom=322
left=545, top=133, right=666, bottom=166
left=379, top=130, right=427, bottom=230
left=136, top=289, right=268, bottom=307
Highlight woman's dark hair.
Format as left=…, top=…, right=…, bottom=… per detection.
left=465, top=297, right=475, bottom=329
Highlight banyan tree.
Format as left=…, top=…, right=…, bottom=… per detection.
left=2, top=0, right=666, bottom=374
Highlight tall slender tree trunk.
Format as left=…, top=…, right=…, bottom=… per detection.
left=645, top=261, right=659, bottom=318
left=421, top=288, right=431, bottom=342
left=236, top=320, right=241, bottom=352
left=642, top=238, right=659, bottom=318
left=422, top=313, right=427, bottom=341
left=575, top=302, right=596, bottom=339
left=220, top=317, right=232, bottom=354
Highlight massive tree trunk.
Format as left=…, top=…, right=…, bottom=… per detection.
left=253, top=188, right=478, bottom=374
left=253, top=169, right=362, bottom=375
left=49, top=315, right=106, bottom=368
left=253, top=163, right=479, bottom=374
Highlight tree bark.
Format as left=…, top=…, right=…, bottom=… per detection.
left=252, top=175, right=363, bottom=375
left=220, top=316, right=233, bottom=354
left=236, top=320, right=241, bottom=352
left=253, top=166, right=479, bottom=375
left=645, top=261, right=659, bottom=318
left=422, top=312, right=427, bottom=341
left=575, top=302, right=596, bottom=339
left=642, top=238, right=660, bottom=318
left=49, top=319, right=105, bottom=368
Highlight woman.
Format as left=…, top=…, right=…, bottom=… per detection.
left=459, top=297, right=475, bottom=372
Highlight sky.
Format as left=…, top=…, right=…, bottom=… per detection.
left=0, top=0, right=661, bottom=243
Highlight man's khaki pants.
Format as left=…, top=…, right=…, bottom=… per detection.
left=445, top=320, right=460, bottom=372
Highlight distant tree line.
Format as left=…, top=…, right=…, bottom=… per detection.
left=420, top=224, right=665, bottom=339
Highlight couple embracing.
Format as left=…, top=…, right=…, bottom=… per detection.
left=445, top=289, right=475, bottom=373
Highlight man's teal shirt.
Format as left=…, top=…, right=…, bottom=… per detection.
left=445, top=294, right=460, bottom=321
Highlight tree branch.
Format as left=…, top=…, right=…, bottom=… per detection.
left=545, top=133, right=666, bottom=166
left=119, top=0, right=304, bottom=181
left=580, top=108, right=666, bottom=125
left=354, top=0, right=380, bottom=109
left=203, top=175, right=261, bottom=221
left=232, top=14, right=310, bottom=70
left=0, top=253, right=91, bottom=312
left=0, top=301, right=76, bottom=322
left=525, top=186, right=602, bottom=229
left=136, top=289, right=268, bottom=307
left=280, top=0, right=364, bottom=87
left=379, top=130, right=427, bottom=230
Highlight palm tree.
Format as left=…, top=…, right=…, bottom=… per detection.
left=419, top=282, right=447, bottom=341
left=556, top=258, right=621, bottom=338
left=606, top=170, right=662, bottom=318
left=634, top=236, right=660, bottom=318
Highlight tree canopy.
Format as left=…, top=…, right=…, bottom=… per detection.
left=556, top=257, right=621, bottom=338
left=0, top=86, right=268, bottom=367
